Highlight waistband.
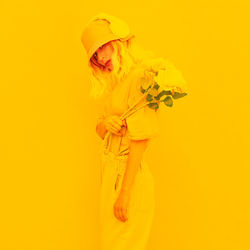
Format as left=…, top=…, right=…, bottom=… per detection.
left=101, top=148, right=150, bottom=175
left=100, top=132, right=149, bottom=174
left=101, top=131, right=129, bottom=157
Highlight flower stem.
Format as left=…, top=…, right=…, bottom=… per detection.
left=119, top=82, right=154, bottom=120
left=120, top=102, right=149, bottom=120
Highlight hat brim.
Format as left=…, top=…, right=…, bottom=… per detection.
left=87, top=33, right=135, bottom=60
left=88, top=33, right=119, bottom=60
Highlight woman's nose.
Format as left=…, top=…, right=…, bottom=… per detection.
left=99, top=56, right=109, bottom=65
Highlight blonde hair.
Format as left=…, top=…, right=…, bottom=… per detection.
left=87, top=37, right=156, bottom=99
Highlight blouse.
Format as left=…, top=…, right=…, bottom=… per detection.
left=96, top=57, right=187, bottom=156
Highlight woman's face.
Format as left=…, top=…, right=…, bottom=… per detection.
left=91, top=42, right=119, bottom=73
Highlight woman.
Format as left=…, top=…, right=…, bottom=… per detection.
left=81, top=13, right=186, bottom=250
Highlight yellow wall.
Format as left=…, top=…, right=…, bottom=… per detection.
left=0, top=1, right=249, bottom=250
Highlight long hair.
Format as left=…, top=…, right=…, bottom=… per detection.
left=87, top=37, right=156, bottom=99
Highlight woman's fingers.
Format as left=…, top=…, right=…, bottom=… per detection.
left=114, top=206, right=127, bottom=222
left=112, top=116, right=123, bottom=126
left=117, top=208, right=123, bottom=221
left=108, top=123, right=124, bottom=136
left=121, top=208, right=128, bottom=221
left=105, top=115, right=126, bottom=136
left=106, top=117, right=121, bottom=131
left=110, top=121, right=122, bottom=131
left=114, top=205, right=122, bottom=221
left=109, top=126, right=123, bottom=136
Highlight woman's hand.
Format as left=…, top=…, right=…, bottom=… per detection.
left=113, top=190, right=131, bottom=222
left=103, top=115, right=127, bottom=136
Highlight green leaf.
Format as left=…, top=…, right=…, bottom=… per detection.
left=163, top=95, right=173, bottom=107
left=140, top=86, right=146, bottom=94
left=172, top=92, right=187, bottom=99
left=153, top=83, right=160, bottom=90
left=155, top=90, right=172, bottom=101
left=148, top=102, right=159, bottom=110
left=148, top=87, right=158, bottom=96
left=163, top=90, right=172, bottom=95
left=146, top=94, right=153, bottom=102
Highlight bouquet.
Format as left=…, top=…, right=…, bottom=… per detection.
left=119, top=60, right=188, bottom=121
left=104, top=59, right=188, bottom=145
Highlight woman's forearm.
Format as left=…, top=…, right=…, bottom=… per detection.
left=96, top=118, right=108, bottom=140
left=120, top=139, right=149, bottom=195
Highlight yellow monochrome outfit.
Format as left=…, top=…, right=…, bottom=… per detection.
left=80, top=12, right=188, bottom=250
left=98, top=63, right=160, bottom=250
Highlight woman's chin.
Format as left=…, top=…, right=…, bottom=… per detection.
left=107, top=65, right=114, bottom=72
left=102, top=63, right=120, bottom=75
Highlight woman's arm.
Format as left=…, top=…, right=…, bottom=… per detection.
left=120, top=139, right=149, bottom=195
left=96, top=115, right=126, bottom=140
left=113, top=139, right=149, bottom=221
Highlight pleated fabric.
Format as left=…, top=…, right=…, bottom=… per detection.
left=98, top=150, right=155, bottom=250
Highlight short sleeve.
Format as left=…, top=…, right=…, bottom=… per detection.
left=125, top=68, right=160, bottom=141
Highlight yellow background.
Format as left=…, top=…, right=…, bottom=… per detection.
left=0, top=1, right=249, bottom=249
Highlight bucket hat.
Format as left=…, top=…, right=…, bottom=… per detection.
left=81, top=12, right=135, bottom=60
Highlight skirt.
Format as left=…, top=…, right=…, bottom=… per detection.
left=98, top=150, right=155, bottom=250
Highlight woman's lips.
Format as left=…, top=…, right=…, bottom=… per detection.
left=106, top=59, right=111, bottom=66
left=106, top=60, right=113, bottom=71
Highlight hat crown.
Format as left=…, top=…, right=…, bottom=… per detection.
left=81, top=13, right=133, bottom=60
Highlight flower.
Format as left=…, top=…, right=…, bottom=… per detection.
left=139, top=59, right=188, bottom=110
left=155, top=67, right=188, bottom=94
left=104, top=56, right=188, bottom=142
left=118, top=58, right=188, bottom=121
